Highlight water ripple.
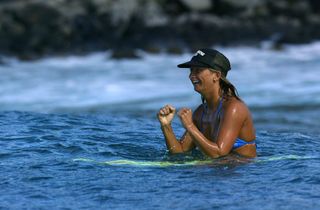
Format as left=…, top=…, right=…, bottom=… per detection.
left=0, top=111, right=319, bottom=209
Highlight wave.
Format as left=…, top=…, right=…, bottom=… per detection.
left=1, top=42, right=320, bottom=115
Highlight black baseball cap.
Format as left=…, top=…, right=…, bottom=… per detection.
left=177, top=49, right=231, bottom=76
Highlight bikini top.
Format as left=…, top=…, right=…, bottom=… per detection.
left=199, top=98, right=256, bottom=150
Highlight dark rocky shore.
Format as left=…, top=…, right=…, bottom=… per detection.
left=0, top=0, right=320, bottom=60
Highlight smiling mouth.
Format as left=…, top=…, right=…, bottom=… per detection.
left=191, top=80, right=200, bottom=85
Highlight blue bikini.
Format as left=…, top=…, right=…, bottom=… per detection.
left=199, top=98, right=256, bottom=150
left=232, top=138, right=256, bottom=150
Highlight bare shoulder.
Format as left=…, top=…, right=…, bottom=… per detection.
left=223, top=97, right=250, bottom=118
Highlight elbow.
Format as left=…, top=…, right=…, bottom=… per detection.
left=206, top=150, right=222, bottom=159
left=219, top=149, right=230, bottom=157
left=169, top=144, right=184, bottom=154
left=207, top=148, right=230, bottom=159
left=208, top=153, right=220, bottom=159
left=169, top=149, right=183, bottom=154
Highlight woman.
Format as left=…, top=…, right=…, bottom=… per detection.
left=158, top=49, right=256, bottom=158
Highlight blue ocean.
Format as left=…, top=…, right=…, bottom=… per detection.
left=0, top=43, right=320, bottom=209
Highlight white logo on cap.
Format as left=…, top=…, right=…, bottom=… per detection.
left=195, top=50, right=205, bottom=56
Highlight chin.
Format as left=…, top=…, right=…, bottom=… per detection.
left=193, top=87, right=201, bottom=93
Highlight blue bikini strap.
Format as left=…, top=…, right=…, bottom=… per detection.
left=200, top=98, right=223, bottom=135
left=212, top=98, right=223, bottom=139
left=199, top=103, right=206, bottom=133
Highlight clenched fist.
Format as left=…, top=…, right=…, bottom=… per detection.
left=157, top=105, right=176, bottom=126
left=178, top=108, right=194, bottom=130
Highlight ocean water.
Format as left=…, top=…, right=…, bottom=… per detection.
left=0, top=42, right=320, bottom=209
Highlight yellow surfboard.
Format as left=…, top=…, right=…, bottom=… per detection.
left=73, top=155, right=317, bottom=167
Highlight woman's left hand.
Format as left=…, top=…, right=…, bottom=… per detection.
left=178, top=108, right=195, bottom=130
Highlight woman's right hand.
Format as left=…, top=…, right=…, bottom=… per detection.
left=157, top=105, right=176, bottom=126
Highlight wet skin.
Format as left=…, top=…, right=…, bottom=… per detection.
left=158, top=68, right=256, bottom=158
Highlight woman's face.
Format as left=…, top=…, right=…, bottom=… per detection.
left=189, top=67, right=216, bottom=93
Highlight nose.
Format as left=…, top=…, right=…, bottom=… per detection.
left=189, top=70, right=196, bottom=79
left=189, top=73, right=194, bottom=80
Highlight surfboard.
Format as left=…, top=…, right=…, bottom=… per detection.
left=73, top=158, right=213, bottom=167
left=73, top=155, right=318, bottom=167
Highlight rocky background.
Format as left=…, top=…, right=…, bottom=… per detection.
left=0, top=0, right=320, bottom=60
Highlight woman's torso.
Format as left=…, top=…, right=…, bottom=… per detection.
left=194, top=97, right=256, bottom=157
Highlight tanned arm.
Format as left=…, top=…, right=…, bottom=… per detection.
left=158, top=104, right=196, bottom=153
left=178, top=101, right=245, bottom=158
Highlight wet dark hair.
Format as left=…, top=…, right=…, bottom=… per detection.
left=200, top=68, right=241, bottom=103
left=211, top=68, right=241, bottom=101
left=219, top=76, right=241, bottom=101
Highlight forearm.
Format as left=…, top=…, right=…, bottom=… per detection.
left=186, top=125, right=222, bottom=158
left=161, top=124, right=184, bottom=153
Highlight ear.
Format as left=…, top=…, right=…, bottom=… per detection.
left=212, top=71, right=221, bottom=82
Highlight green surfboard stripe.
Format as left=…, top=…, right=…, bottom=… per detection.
left=73, top=158, right=213, bottom=167
left=73, top=155, right=318, bottom=167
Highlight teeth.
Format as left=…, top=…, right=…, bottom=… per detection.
left=192, top=80, right=200, bottom=85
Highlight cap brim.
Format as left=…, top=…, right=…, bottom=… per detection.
left=177, top=60, right=208, bottom=68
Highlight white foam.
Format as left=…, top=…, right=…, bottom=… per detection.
left=1, top=42, right=320, bottom=112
